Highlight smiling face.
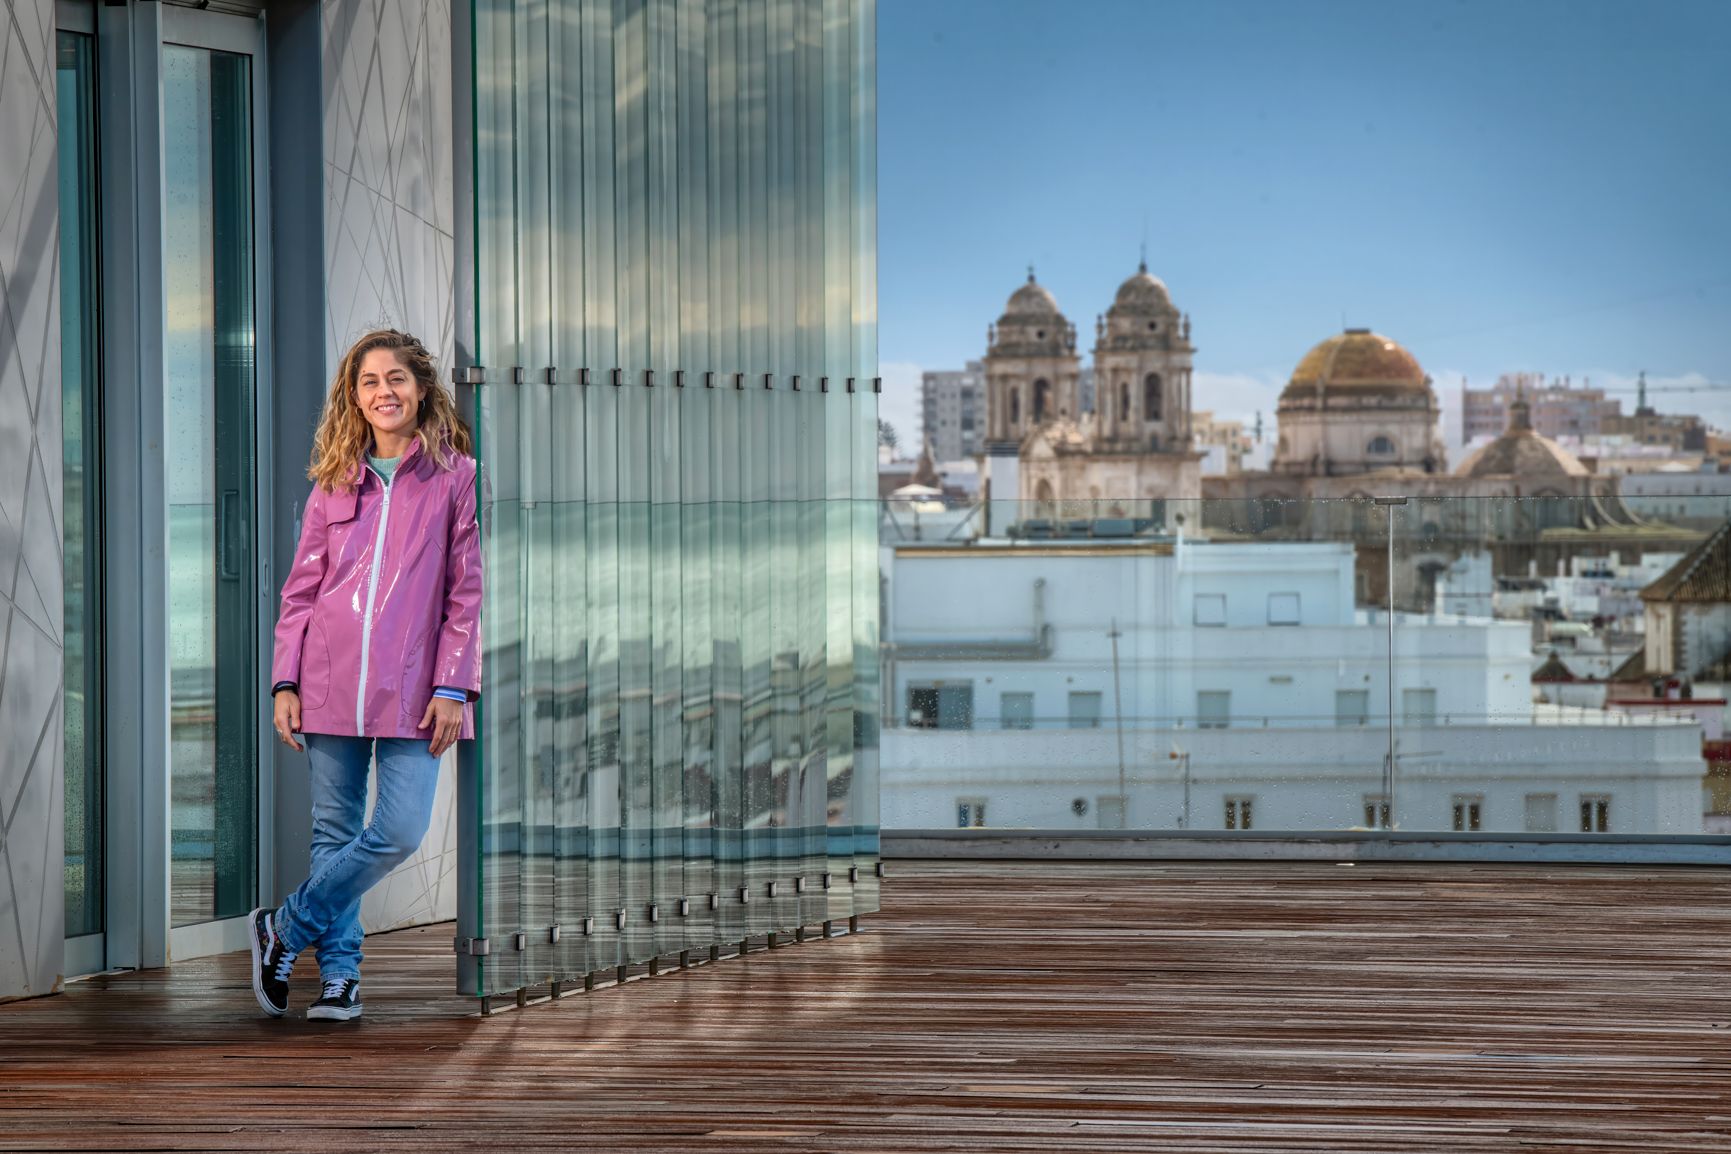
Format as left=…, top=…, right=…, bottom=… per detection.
left=355, top=347, right=426, bottom=447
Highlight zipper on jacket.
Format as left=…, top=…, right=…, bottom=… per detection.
left=355, top=466, right=395, bottom=735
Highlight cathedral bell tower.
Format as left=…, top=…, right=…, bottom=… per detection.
left=982, top=270, right=1081, bottom=446
left=1089, top=261, right=1194, bottom=454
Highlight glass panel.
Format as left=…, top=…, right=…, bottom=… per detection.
left=58, top=30, right=103, bottom=940
left=163, top=44, right=257, bottom=927
left=467, top=0, right=878, bottom=997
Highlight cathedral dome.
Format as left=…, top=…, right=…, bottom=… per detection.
left=1108, top=264, right=1173, bottom=314
left=1280, top=329, right=1431, bottom=403
left=999, top=274, right=1063, bottom=322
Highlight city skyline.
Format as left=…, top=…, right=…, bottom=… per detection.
left=878, top=0, right=1731, bottom=449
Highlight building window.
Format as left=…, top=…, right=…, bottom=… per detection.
left=1144, top=373, right=1162, bottom=421
left=1580, top=795, right=1611, bottom=833
left=1224, top=796, right=1253, bottom=830
left=1118, top=382, right=1130, bottom=422
left=1197, top=691, right=1231, bottom=730
left=908, top=683, right=974, bottom=730
left=1009, top=387, right=1020, bottom=426
left=1068, top=691, right=1103, bottom=729
left=957, top=799, right=987, bottom=828
left=1000, top=691, right=1034, bottom=730
left=1524, top=793, right=1557, bottom=833
left=1451, top=794, right=1483, bottom=832
left=1096, top=795, right=1127, bottom=830
left=1033, top=378, right=1051, bottom=422
left=1367, top=435, right=1397, bottom=455
left=1402, top=687, right=1437, bottom=725
left=1193, top=593, right=1226, bottom=626
left=1267, top=592, right=1300, bottom=625
left=1363, top=795, right=1391, bottom=829
left=1336, top=690, right=1370, bottom=727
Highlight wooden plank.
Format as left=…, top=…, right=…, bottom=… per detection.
left=1, top=861, right=1729, bottom=1151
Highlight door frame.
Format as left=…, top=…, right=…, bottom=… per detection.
left=93, top=1, right=275, bottom=973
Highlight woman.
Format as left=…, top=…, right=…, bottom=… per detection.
left=250, top=329, right=482, bottom=1022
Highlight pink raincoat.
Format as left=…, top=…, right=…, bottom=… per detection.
left=272, top=440, right=482, bottom=739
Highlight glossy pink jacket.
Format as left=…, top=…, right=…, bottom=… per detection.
left=272, top=440, right=483, bottom=739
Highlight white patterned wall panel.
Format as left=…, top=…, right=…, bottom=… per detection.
left=0, top=0, right=65, bottom=1003
left=323, top=0, right=453, bottom=368
left=321, top=0, right=457, bottom=934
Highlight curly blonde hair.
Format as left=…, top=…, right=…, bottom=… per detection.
left=309, top=329, right=473, bottom=492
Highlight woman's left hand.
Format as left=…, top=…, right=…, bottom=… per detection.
left=419, top=696, right=465, bottom=757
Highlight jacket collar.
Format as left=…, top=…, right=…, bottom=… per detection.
left=327, top=437, right=430, bottom=522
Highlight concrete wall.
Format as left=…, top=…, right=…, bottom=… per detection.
left=0, top=0, right=64, bottom=1002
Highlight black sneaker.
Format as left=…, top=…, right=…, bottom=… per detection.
left=307, top=978, right=363, bottom=1022
left=248, top=907, right=297, bottom=1018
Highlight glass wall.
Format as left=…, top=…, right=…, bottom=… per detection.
left=58, top=29, right=102, bottom=940
left=879, top=496, right=1728, bottom=840
left=463, top=0, right=879, bottom=1000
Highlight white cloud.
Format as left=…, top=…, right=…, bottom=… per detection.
left=1190, top=369, right=1285, bottom=432
left=877, top=360, right=925, bottom=454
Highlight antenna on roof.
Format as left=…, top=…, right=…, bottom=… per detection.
left=1027, top=263, right=1036, bottom=283
left=1140, top=213, right=1148, bottom=273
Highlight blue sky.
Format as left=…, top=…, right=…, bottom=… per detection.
left=877, top=0, right=1731, bottom=449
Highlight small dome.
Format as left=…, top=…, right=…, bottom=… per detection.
left=1455, top=411, right=1589, bottom=480
left=1281, top=329, right=1430, bottom=403
left=1000, top=273, right=1063, bottom=322
left=1108, top=264, right=1172, bottom=314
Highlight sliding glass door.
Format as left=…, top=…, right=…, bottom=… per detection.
left=58, top=27, right=103, bottom=948
left=162, top=41, right=259, bottom=928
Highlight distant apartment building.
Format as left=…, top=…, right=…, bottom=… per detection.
left=1193, top=410, right=1252, bottom=476
left=921, top=361, right=986, bottom=460
left=1461, top=373, right=1622, bottom=445
left=1604, top=407, right=1708, bottom=453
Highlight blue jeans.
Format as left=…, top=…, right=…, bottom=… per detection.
left=274, top=734, right=442, bottom=979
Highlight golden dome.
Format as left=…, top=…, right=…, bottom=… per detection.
left=1280, top=329, right=1430, bottom=403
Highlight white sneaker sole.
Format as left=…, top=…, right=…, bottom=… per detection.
left=248, top=908, right=286, bottom=1019
left=306, top=1004, right=363, bottom=1021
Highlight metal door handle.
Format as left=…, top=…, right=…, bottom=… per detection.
left=219, top=489, right=241, bottom=580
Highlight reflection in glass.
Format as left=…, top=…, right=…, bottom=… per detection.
left=58, top=30, right=102, bottom=939
left=164, top=45, right=257, bottom=926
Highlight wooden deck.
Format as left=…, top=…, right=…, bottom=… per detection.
left=4, top=860, right=1731, bottom=1152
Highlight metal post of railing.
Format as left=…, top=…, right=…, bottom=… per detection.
left=1109, top=618, right=1127, bottom=827
left=1376, top=496, right=1408, bottom=827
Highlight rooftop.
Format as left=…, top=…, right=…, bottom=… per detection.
left=5, top=860, right=1730, bottom=1151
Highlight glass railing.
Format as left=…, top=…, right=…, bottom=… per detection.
left=879, top=494, right=1729, bottom=839
left=463, top=493, right=880, bottom=1005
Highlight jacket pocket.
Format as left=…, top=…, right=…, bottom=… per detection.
left=398, top=630, right=432, bottom=731
left=299, top=616, right=332, bottom=710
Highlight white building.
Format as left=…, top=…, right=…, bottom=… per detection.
left=880, top=538, right=1705, bottom=834
left=1617, top=465, right=1731, bottom=528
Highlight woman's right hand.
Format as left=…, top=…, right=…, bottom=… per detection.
left=274, top=690, right=304, bottom=752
